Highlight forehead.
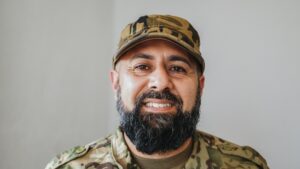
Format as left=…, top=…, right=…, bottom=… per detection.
left=118, top=39, right=192, bottom=63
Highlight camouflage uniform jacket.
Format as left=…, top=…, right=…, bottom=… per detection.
left=45, top=128, right=269, bottom=169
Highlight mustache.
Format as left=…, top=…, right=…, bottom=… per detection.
left=134, top=89, right=183, bottom=111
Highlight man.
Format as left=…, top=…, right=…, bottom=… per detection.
left=45, top=14, right=269, bottom=169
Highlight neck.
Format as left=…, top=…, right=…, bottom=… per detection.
left=124, top=133, right=192, bottom=159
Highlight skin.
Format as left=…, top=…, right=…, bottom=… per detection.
left=110, top=39, right=205, bottom=159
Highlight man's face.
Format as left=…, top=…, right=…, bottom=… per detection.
left=110, top=39, right=205, bottom=153
left=111, top=39, right=204, bottom=114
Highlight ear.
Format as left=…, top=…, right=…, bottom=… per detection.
left=199, top=75, right=205, bottom=96
left=110, top=70, right=119, bottom=92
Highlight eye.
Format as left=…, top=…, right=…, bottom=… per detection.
left=134, top=64, right=150, bottom=71
left=169, top=65, right=187, bottom=73
left=131, top=64, right=152, bottom=76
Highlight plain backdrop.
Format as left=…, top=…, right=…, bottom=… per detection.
left=1, top=0, right=299, bottom=169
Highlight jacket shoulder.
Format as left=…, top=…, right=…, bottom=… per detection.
left=45, top=135, right=114, bottom=169
left=196, top=130, right=269, bottom=169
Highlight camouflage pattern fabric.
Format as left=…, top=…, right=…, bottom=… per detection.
left=113, top=14, right=205, bottom=73
left=45, top=128, right=269, bottom=169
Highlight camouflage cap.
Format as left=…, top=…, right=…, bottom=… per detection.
left=113, top=14, right=205, bottom=73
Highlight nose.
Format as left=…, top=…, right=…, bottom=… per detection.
left=148, top=66, right=173, bottom=91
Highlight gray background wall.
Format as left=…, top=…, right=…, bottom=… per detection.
left=1, top=0, right=299, bottom=169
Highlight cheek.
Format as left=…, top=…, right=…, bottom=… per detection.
left=175, top=80, right=198, bottom=111
left=119, top=74, right=146, bottom=110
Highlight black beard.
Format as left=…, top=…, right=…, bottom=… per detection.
left=117, top=88, right=201, bottom=154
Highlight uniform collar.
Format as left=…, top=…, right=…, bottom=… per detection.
left=111, top=128, right=210, bottom=169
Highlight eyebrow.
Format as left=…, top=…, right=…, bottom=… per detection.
left=168, top=55, right=192, bottom=67
left=130, top=53, right=154, bottom=61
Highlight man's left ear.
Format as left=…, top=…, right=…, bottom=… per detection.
left=199, top=75, right=205, bottom=96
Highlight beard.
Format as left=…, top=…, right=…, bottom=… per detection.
left=117, top=88, right=201, bottom=154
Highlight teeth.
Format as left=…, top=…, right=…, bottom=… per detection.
left=146, top=102, right=172, bottom=108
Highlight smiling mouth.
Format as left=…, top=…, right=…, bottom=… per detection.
left=142, top=99, right=176, bottom=113
left=145, top=102, right=172, bottom=108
